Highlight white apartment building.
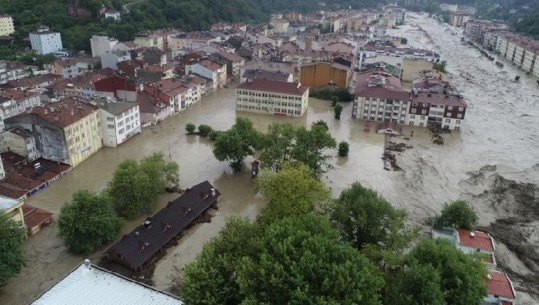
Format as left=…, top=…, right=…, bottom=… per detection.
left=496, top=32, right=539, bottom=76
left=185, top=59, right=226, bottom=92
left=235, top=79, right=310, bottom=117
left=0, top=90, right=42, bottom=130
left=95, top=98, right=141, bottom=147
left=0, top=14, right=15, bottom=36
left=101, top=51, right=131, bottom=70
left=90, top=34, right=119, bottom=58
left=29, top=25, right=63, bottom=55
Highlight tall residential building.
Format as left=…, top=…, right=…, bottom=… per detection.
left=90, top=34, right=119, bottom=58
left=4, top=98, right=102, bottom=167
left=29, top=25, right=63, bottom=55
left=0, top=14, right=15, bottom=36
left=235, top=80, right=310, bottom=117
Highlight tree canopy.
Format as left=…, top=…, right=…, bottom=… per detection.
left=0, top=212, right=26, bottom=288
left=256, top=162, right=331, bottom=223
left=107, top=153, right=179, bottom=218
left=58, top=190, right=122, bottom=254
left=213, top=117, right=262, bottom=171
left=330, top=182, right=417, bottom=254
left=180, top=214, right=384, bottom=305
left=431, top=200, right=478, bottom=230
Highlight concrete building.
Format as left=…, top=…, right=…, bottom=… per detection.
left=448, top=12, right=472, bottom=27
left=95, top=98, right=141, bottom=147
left=0, top=90, right=42, bottom=130
left=4, top=98, right=102, bottom=168
left=29, top=260, right=181, bottom=305
left=101, top=51, right=131, bottom=70
left=270, top=18, right=290, bottom=34
left=90, top=34, right=119, bottom=58
left=0, top=14, right=15, bottom=36
left=94, top=73, right=143, bottom=102
left=104, top=10, right=121, bottom=22
left=185, top=59, right=226, bottom=92
left=29, top=25, right=63, bottom=55
left=0, top=126, right=39, bottom=161
left=53, top=59, right=80, bottom=79
left=496, top=32, right=539, bottom=77
left=133, top=32, right=164, bottom=50
left=0, top=195, right=24, bottom=228
left=235, top=80, right=310, bottom=117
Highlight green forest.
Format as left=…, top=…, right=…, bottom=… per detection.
left=0, top=0, right=385, bottom=57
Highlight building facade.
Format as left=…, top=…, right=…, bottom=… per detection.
left=95, top=98, right=141, bottom=147
left=4, top=98, right=102, bottom=167
left=0, top=14, right=15, bottom=36
left=90, top=34, right=119, bottom=58
left=29, top=25, right=63, bottom=55
left=236, top=80, right=310, bottom=117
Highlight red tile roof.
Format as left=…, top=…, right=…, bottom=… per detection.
left=458, top=229, right=495, bottom=252
left=237, top=79, right=309, bottom=96
left=414, top=92, right=467, bottom=107
left=0, top=183, right=27, bottom=199
left=19, top=98, right=99, bottom=128
left=22, top=204, right=53, bottom=232
left=487, top=271, right=515, bottom=299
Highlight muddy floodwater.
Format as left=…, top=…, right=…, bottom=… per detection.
left=2, top=13, right=538, bottom=305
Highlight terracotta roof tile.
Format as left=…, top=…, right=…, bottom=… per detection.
left=458, top=229, right=495, bottom=251
left=487, top=271, right=515, bottom=299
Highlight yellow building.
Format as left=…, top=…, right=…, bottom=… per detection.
left=236, top=80, right=310, bottom=117
left=300, top=62, right=350, bottom=89
left=0, top=14, right=15, bottom=36
left=0, top=195, right=24, bottom=228
left=4, top=98, right=103, bottom=168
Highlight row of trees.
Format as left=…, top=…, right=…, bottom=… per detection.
left=210, top=118, right=338, bottom=174
left=179, top=163, right=488, bottom=304
left=58, top=153, right=179, bottom=254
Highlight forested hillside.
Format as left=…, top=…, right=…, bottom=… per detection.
left=514, top=7, right=539, bottom=38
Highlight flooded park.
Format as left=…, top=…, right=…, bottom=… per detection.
left=1, top=12, right=538, bottom=305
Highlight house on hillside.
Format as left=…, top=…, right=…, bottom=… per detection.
left=432, top=227, right=496, bottom=267
left=105, top=181, right=220, bottom=271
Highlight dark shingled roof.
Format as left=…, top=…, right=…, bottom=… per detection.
left=105, top=181, right=220, bottom=271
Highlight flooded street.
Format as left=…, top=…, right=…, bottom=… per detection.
left=1, top=12, right=538, bottom=305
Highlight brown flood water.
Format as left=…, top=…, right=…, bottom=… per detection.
left=1, top=85, right=435, bottom=304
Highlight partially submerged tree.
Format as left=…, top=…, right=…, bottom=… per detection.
left=0, top=212, right=26, bottom=288
left=259, top=123, right=296, bottom=172
left=198, top=124, right=213, bottom=137
left=330, top=182, right=417, bottom=253
left=338, top=141, right=350, bottom=157
left=431, top=200, right=478, bottom=230
left=256, top=163, right=330, bottom=223
left=185, top=123, right=196, bottom=134
left=108, top=153, right=179, bottom=218
left=213, top=118, right=262, bottom=171
left=290, top=124, right=337, bottom=175
left=58, top=190, right=122, bottom=254
left=334, top=102, right=343, bottom=119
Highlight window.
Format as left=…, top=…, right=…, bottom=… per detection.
left=456, top=120, right=461, bottom=125
left=459, top=107, right=464, bottom=111
left=409, top=114, right=415, bottom=119
left=457, top=114, right=463, bottom=119
left=445, top=119, right=450, bottom=123
left=107, top=117, right=114, bottom=122
left=419, top=122, right=424, bottom=127
left=420, top=116, right=425, bottom=120
left=447, top=106, right=453, bottom=110
left=411, top=108, right=416, bottom=114
left=421, top=109, right=426, bottom=115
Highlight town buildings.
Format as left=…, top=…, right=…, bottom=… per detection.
left=0, top=90, right=42, bottom=130
left=29, top=25, right=63, bottom=55
left=448, top=12, right=472, bottom=27
left=0, top=14, right=15, bottom=36
left=4, top=98, right=103, bottom=168
left=495, top=32, right=539, bottom=78
left=432, top=228, right=497, bottom=267
left=101, top=51, right=132, bottom=70
left=185, top=59, right=226, bottom=92
left=0, top=195, right=24, bottom=227
left=235, top=80, right=310, bottom=117
left=53, top=59, right=81, bottom=79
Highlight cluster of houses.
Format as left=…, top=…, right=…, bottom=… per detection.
left=432, top=227, right=517, bottom=305
left=464, top=20, right=539, bottom=78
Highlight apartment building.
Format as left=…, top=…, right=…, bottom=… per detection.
left=448, top=12, right=471, bottom=27
left=0, top=90, right=42, bottom=130
left=133, top=31, right=164, bottom=50
left=496, top=32, right=539, bottom=77
left=0, top=126, right=39, bottom=161
left=185, top=59, right=226, bottom=92
left=4, top=98, right=102, bottom=167
left=353, top=71, right=410, bottom=124
left=235, top=80, right=310, bottom=117
left=90, top=34, right=119, bottom=58
left=0, top=14, right=15, bottom=36
left=95, top=98, right=141, bottom=147
left=29, top=25, right=63, bottom=55
left=53, top=59, right=81, bottom=79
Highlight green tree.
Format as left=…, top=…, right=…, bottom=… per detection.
left=433, top=60, right=447, bottom=73
left=198, top=124, right=213, bottom=136
left=312, top=119, right=329, bottom=130
left=331, top=95, right=339, bottom=106
left=256, top=163, right=330, bottom=223
left=338, top=141, right=349, bottom=157
left=58, top=190, right=122, bottom=254
left=334, top=102, right=343, bottom=119
left=0, top=212, right=26, bottom=288
left=237, top=214, right=383, bottom=305
left=330, top=182, right=416, bottom=252
left=213, top=118, right=262, bottom=171
left=432, top=200, right=478, bottom=230
left=383, top=263, right=444, bottom=305
left=290, top=124, right=337, bottom=175
left=181, top=217, right=258, bottom=305
left=185, top=123, right=196, bottom=134
left=108, top=154, right=180, bottom=218
left=259, top=123, right=296, bottom=171
left=407, top=239, right=487, bottom=305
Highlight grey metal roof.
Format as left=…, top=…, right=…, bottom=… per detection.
left=94, top=98, right=138, bottom=116
left=0, top=195, right=20, bottom=211
left=30, top=262, right=182, bottom=305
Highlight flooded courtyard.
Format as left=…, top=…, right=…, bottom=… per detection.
left=1, top=13, right=538, bottom=305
